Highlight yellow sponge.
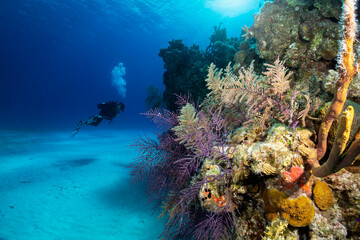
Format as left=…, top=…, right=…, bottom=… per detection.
left=313, top=180, right=334, bottom=210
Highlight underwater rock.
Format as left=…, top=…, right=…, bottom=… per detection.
left=314, top=0, right=342, bottom=19
left=233, top=210, right=266, bottom=239
left=198, top=160, right=231, bottom=212
left=228, top=124, right=316, bottom=177
left=324, top=170, right=360, bottom=233
left=310, top=205, right=347, bottom=239
left=228, top=125, right=264, bottom=146
left=159, top=40, right=209, bottom=112
left=324, top=69, right=360, bottom=101
left=281, top=166, right=312, bottom=197
left=251, top=0, right=342, bottom=90
left=159, top=25, right=244, bottom=112
left=205, top=24, right=241, bottom=70
left=233, top=33, right=264, bottom=73
left=250, top=142, right=293, bottom=175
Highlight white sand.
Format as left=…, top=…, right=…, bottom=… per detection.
left=0, top=129, right=165, bottom=240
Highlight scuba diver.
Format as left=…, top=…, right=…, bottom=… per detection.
left=71, top=101, right=125, bottom=137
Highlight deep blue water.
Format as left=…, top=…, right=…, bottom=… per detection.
left=0, top=0, right=259, bottom=131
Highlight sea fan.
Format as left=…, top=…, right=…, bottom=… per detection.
left=204, top=58, right=311, bottom=130
left=131, top=97, right=235, bottom=239
left=193, top=211, right=234, bottom=240
left=141, top=108, right=178, bottom=131
left=160, top=173, right=235, bottom=240
left=129, top=130, right=190, bottom=207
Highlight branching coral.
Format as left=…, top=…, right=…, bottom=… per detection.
left=262, top=218, right=297, bottom=240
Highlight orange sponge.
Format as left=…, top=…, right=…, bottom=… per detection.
left=313, top=180, right=334, bottom=210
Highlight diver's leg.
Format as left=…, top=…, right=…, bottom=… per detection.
left=85, top=115, right=103, bottom=126
left=71, top=121, right=83, bottom=137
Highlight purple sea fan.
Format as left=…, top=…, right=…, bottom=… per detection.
left=130, top=100, right=236, bottom=239
left=160, top=179, right=235, bottom=240
left=193, top=211, right=234, bottom=240
left=129, top=130, right=190, bottom=203
left=141, top=107, right=178, bottom=131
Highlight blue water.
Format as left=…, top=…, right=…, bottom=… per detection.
left=0, top=0, right=259, bottom=130
left=0, top=0, right=259, bottom=239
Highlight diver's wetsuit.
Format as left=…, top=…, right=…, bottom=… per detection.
left=71, top=101, right=125, bottom=136
left=97, top=101, right=123, bottom=121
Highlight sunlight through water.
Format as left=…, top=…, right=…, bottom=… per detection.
left=205, top=0, right=260, bottom=17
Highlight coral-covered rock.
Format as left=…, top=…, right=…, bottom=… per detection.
left=314, top=0, right=342, bottom=19
left=159, top=25, right=244, bottom=112
left=310, top=206, right=347, bottom=239
left=296, top=129, right=316, bottom=162
left=251, top=0, right=341, bottom=90
left=313, top=180, right=334, bottom=210
left=159, top=40, right=209, bottom=112
left=250, top=142, right=293, bottom=175
left=228, top=125, right=262, bottom=145
left=325, top=170, right=360, bottom=233
left=324, top=70, right=360, bottom=101
left=281, top=166, right=312, bottom=196
left=233, top=211, right=266, bottom=239
left=198, top=160, right=231, bottom=212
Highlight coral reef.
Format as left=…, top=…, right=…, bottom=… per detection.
left=310, top=205, right=347, bottom=239
left=131, top=0, right=360, bottom=239
left=159, top=25, right=247, bottom=112
left=248, top=0, right=344, bottom=93
left=159, top=40, right=209, bottom=112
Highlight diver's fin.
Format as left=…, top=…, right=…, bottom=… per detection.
left=71, top=121, right=83, bottom=137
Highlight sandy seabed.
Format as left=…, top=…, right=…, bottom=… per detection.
left=0, top=129, right=165, bottom=240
